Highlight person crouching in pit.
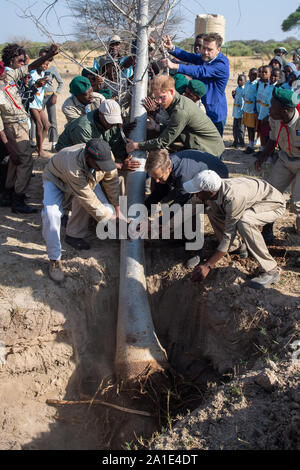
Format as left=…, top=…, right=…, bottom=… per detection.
left=184, top=170, right=285, bottom=289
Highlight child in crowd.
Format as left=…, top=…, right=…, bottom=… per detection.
left=29, top=61, right=51, bottom=157
left=256, top=65, right=271, bottom=153
left=257, top=68, right=279, bottom=163
left=281, top=66, right=300, bottom=90
left=242, top=68, right=258, bottom=154
left=232, top=74, right=246, bottom=147
left=270, top=68, right=282, bottom=87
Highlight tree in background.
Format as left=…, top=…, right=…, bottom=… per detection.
left=70, top=0, right=182, bottom=43
left=282, top=5, right=300, bottom=32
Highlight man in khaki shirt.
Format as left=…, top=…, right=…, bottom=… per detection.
left=256, top=88, right=300, bottom=253
left=0, top=43, right=59, bottom=213
left=183, top=170, right=285, bottom=289
left=61, top=76, right=105, bottom=123
left=42, top=139, right=121, bottom=282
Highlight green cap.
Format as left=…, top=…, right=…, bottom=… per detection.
left=187, top=79, right=207, bottom=98
left=81, top=67, right=98, bottom=78
left=98, top=89, right=113, bottom=99
left=174, top=73, right=189, bottom=94
left=85, top=139, right=116, bottom=172
left=273, top=87, right=300, bottom=108
left=69, top=76, right=91, bottom=96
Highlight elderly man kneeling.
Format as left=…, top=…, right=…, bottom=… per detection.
left=42, top=139, right=121, bottom=282
left=184, top=170, right=285, bottom=289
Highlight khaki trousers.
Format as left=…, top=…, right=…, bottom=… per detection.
left=207, top=201, right=285, bottom=272
left=268, top=151, right=300, bottom=218
left=4, top=121, right=33, bottom=195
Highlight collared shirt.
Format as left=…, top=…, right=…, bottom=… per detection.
left=258, top=83, right=274, bottom=120
left=211, top=177, right=285, bottom=252
left=0, top=65, right=29, bottom=131
left=269, top=108, right=300, bottom=158
left=43, top=65, right=64, bottom=95
left=138, top=92, right=225, bottom=157
left=145, top=150, right=229, bottom=210
left=255, top=81, right=268, bottom=115
left=55, top=109, right=126, bottom=161
left=62, top=93, right=105, bottom=123
left=232, top=85, right=245, bottom=119
left=169, top=47, right=230, bottom=123
left=43, top=143, right=119, bottom=220
left=243, top=79, right=257, bottom=114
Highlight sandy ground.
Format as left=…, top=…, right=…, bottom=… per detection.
left=0, top=54, right=299, bottom=450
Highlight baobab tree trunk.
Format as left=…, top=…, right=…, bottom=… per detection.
left=115, top=0, right=169, bottom=382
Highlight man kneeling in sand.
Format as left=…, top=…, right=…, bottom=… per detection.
left=42, top=139, right=121, bottom=282
left=184, top=170, right=285, bottom=289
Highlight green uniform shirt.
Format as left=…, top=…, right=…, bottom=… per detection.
left=56, top=109, right=126, bottom=161
left=138, top=92, right=225, bottom=157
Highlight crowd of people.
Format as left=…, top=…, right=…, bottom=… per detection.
left=0, top=34, right=299, bottom=288
left=231, top=46, right=300, bottom=155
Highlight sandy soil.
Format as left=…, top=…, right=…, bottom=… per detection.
left=0, top=55, right=299, bottom=450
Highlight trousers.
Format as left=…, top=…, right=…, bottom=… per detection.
left=42, top=180, right=113, bottom=260
left=207, top=201, right=285, bottom=272
left=268, top=151, right=300, bottom=218
left=4, top=121, right=33, bottom=195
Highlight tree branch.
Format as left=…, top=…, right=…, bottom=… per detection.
left=105, top=0, right=139, bottom=25
left=147, top=0, right=168, bottom=27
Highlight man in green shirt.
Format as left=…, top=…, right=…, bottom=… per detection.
left=126, top=75, right=225, bottom=158
left=56, top=99, right=139, bottom=171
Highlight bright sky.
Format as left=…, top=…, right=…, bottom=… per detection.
left=1, top=0, right=300, bottom=44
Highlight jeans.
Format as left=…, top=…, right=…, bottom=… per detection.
left=233, top=118, right=245, bottom=145
left=42, top=180, right=113, bottom=260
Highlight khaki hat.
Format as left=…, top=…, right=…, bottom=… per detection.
left=99, top=99, right=123, bottom=124
left=110, top=34, right=121, bottom=44
left=183, top=170, right=221, bottom=194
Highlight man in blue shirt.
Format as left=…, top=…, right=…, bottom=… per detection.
left=144, top=148, right=230, bottom=268
left=145, top=148, right=228, bottom=210
left=161, top=33, right=230, bottom=137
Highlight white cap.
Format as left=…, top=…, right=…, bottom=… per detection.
left=110, top=34, right=121, bottom=44
left=183, top=170, right=222, bottom=194
left=99, top=99, right=123, bottom=124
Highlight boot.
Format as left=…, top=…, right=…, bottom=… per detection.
left=11, top=193, right=38, bottom=214
left=247, top=267, right=281, bottom=290
left=49, top=260, right=64, bottom=282
left=0, top=188, right=14, bottom=207
left=185, top=249, right=203, bottom=269
left=262, top=223, right=274, bottom=246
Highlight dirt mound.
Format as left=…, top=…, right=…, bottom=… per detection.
left=152, top=361, right=300, bottom=450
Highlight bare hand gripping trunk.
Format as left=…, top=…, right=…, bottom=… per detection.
left=115, top=0, right=169, bottom=381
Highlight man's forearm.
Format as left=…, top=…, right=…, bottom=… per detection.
left=258, top=139, right=276, bottom=160
left=204, top=249, right=226, bottom=269
left=28, top=46, right=59, bottom=72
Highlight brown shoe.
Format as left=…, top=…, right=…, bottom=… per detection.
left=49, top=260, right=64, bottom=282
